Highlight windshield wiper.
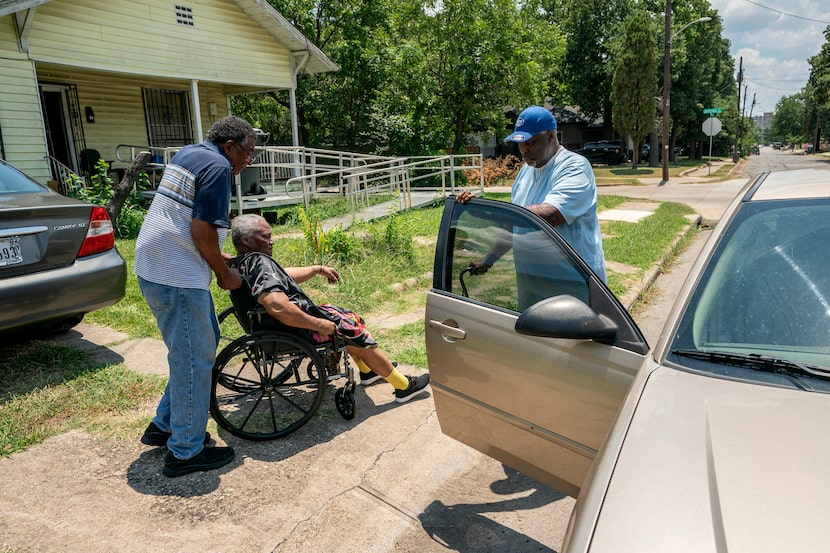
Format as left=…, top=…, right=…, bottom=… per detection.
left=672, top=349, right=830, bottom=381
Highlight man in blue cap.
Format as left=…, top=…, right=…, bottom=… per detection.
left=457, top=105, right=606, bottom=285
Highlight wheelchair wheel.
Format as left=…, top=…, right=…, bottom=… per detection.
left=334, top=381, right=356, bottom=420
left=210, top=331, right=327, bottom=441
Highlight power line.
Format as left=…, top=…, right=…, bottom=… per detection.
left=740, top=0, right=830, bottom=24
left=745, top=77, right=805, bottom=92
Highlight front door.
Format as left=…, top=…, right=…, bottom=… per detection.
left=40, top=84, right=83, bottom=174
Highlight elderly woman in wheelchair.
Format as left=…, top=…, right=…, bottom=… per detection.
left=210, top=214, right=430, bottom=441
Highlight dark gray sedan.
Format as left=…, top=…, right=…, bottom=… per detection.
left=0, top=160, right=126, bottom=334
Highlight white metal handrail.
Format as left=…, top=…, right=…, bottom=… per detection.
left=44, top=155, right=82, bottom=196
left=112, top=144, right=483, bottom=215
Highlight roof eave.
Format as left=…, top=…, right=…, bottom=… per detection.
left=231, top=0, right=338, bottom=75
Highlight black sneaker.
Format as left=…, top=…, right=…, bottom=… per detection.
left=393, top=374, right=431, bottom=403
left=141, top=422, right=211, bottom=447
left=359, top=361, right=397, bottom=386
left=360, top=370, right=383, bottom=386
left=163, top=446, right=235, bottom=478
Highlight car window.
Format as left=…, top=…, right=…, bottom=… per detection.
left=441, top=201, right=590, bottom=312
left=0, top=162, right=47, bottom=194
left=671, top=198, right=830, bottom=371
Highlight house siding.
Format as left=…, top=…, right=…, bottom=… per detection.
left=0, top=17, right=51, bottom=180
left=27, top=0, right=293, bottom=89
left=36, top=65, right=234, bottom=169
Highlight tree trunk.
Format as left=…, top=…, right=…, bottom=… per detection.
left=648, top=127, right=659, bottom=167
left=105, top=151, right=152, bottom=227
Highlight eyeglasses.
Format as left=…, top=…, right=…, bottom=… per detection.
left=235, top=142, right=257, bottom=164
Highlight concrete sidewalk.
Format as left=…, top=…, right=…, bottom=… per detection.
left=0, top=161, right=747, bottom=553
left=0, top=320, right=572, bottom=553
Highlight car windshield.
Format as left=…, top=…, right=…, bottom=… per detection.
left=0, top=162, right=47, bottom=194
left=669, top=197, right=830, bottom=382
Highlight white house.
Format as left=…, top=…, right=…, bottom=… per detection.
left=0, top=0, right=337, bottom=183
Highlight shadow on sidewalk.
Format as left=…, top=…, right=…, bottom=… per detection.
left=125, top=382, right=430, bottom=497
left=419, top=464, right=566, bottom=552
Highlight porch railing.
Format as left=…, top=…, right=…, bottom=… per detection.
left=113, top=144, right=484, bottom=215
left=44, top=155, right=82, bottom=196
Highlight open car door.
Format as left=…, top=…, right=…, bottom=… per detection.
left=425, top=196, right=649, bottom=497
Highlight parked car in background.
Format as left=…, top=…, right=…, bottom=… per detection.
left=425, top=168, right=830, bottom=552
left=0, top=160, right=126, bottom=334
left=640, top=143, right=684, bottom=160
left=576, top=140, right=627, bottom=165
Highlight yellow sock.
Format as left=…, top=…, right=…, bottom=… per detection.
left=386, top=368, right=410, bottom=390
left=352, top=357, right=372, bottom=374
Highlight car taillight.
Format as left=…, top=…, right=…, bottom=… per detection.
left=77, top=206, right=115, bottom=258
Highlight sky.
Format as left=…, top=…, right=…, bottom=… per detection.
left=708, top=0, right=830, bottom=115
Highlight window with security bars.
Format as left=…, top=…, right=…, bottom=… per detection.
left=142, top=88, right=193, bottom=148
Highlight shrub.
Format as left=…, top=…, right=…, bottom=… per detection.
left=298, top=207, right=360, bottom=264
left=380, top=214, right=414, bottom=261
left=463, top=155, right=521, bottom=187
left=68, top=160, right=146, bottom=239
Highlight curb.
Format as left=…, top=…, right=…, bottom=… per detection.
left=620, top=213, right=702, bottom=310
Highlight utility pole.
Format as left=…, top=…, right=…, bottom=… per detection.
left=661, top=0, right=672, bottom=184
left=733, top=57, right=742, bottom=163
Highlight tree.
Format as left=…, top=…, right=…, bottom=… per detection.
left=807, top=26, right=830, bottom=151
left=384, top=0, right=564, bottom=153
left=611, top=9, right=658, bottom=168
left=560, top=0, right=632, bottom=125
left=771, top=94, right=808, bottom=144
left=667, top=2, right=734, bottom=160
left=250, top=0, right=393, bottom=151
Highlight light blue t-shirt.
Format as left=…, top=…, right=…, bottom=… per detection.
left=511, top=147, right=607, bottom=281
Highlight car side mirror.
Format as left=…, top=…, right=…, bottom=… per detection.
left=515, top=295, right=618, bottom=344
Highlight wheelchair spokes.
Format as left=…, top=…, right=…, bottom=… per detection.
left=210, top=332, right=328, bottom=441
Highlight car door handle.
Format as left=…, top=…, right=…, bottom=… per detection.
left=428, top=320, right=467, bottom=340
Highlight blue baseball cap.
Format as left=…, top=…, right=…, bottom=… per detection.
left=504, top=106, right=557, bottom=142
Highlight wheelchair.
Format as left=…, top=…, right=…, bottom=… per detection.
left=210, top=288, right=358, bottom=441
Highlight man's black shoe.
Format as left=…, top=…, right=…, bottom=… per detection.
left=141, top=422, right=211, bottom=447
left=162, top=446, right=235, bottom=478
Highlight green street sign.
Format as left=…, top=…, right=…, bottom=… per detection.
left=703, top=107, right=723, bottom=115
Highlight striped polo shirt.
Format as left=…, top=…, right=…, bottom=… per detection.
left=134, top=141, right=232, bottom=290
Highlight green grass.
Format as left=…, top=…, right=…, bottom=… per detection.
left=0, top=341, right=165, bottom=456
left=374, top=321, right=429, bottom=367
left=591, top=157, right=729, bottom=185
left=603, top=202, right=695, bottom=268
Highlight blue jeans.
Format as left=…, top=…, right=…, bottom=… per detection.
left=138, top=277, right=219, bottom=460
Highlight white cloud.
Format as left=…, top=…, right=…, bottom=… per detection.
left=708, top=0, right=830, bottom=112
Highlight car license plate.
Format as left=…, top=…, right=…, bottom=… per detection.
left=0, top=235, right=23, bottom=267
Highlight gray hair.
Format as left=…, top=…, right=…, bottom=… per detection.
left=230, top=213, right=267, bottom=253
left=206, top=116, right=255, bottom=145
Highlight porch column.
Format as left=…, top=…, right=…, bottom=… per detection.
left=289, top=88, right=299, bottom=148
left=290, top=51, right=310, bottom=148
left=190, top=80, right=203, bottom=142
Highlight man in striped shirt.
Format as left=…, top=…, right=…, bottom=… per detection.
left=135, top=116, right=254, bottom=477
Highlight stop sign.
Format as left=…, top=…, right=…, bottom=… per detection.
left=702, top=117, right=722, bottom=136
